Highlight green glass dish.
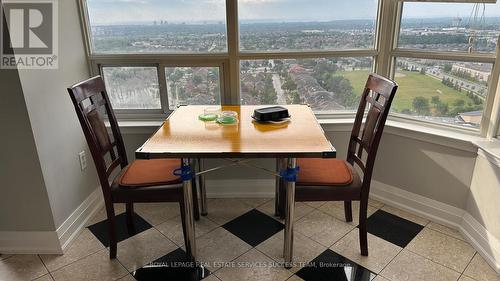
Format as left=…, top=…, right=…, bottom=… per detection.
left=216, top=116, right=238, bottom=125
left=198, top=114, right=218, bottom=122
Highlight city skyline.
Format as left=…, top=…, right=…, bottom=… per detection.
left=87, top=0, right=500, bottom=25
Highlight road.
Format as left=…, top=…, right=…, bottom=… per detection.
left=272, top=73, right=287, bottom=105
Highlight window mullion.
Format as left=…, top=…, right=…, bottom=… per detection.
left=376, top=0, right=399, bottom=77
left=157, top=63, right=170, bottom=114
left=483, top=40, right=500, bottom=138
left=226, top=0, right=240, bottom=105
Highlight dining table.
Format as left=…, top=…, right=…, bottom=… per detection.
left=135, top=104, right=336, bottom=268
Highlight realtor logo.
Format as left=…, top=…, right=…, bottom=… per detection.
left=1, top=0, right=58, bottom=69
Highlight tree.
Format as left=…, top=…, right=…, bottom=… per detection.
left=431, top=96, right=441, bottom=105
left=290, top=90, right=301, bottom=104
left=435, top=101, right=449, bottom=116
left=325, top=76, right=356, bottom=108
left=420, top=68, right=426, bottom=75
left=412, top=96, right=430, bottom=115
left=282, top=77, right=297, bottom=91
left=192, top=74, right=203, bottom=86
left=260, top=74, right=277, bottom=104
left=444, top=64, right=453, bottom=72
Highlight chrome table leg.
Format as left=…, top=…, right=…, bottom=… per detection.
left=283, top=158, right=297, bottom=269
left=197, top=158, right=208, bottom=216
left=275, top=158, right=283, bottom=216
left=181, top=158, right=197, bottom=262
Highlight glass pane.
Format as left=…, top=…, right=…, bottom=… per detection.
left=238, top=0, right=378, bottom=52
left=394, top=58, right=492, bottom=128
left=399, top=2, right=500, bottom=53
left=86, top=0, right=227, bottom=54
left=240, top=57, right=373, bottom=112
left=102, top=67, right=161, bottom=110
left=166, top=67, right=221, bottom=110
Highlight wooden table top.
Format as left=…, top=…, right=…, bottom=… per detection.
left=136, top=105, right=336, bottom=159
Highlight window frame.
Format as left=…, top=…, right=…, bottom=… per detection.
left=78, top=0, right=500, bottom=137
left=381, top=0, right=500, bottom=136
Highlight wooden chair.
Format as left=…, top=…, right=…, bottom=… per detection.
left=68, top=76, right=199, bottom=259
left=278, top=73, right=398, bottom=256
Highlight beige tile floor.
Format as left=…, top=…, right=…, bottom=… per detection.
left=0, top=198, right=499, bottom=281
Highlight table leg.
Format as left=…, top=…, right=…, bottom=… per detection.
left=197, top=158, right=208, bottom=216
left=181, top=158, right=197, bottom=262
left=283, top=158, right=297, bottom=269
left=275, top=158, right=283, bottom=216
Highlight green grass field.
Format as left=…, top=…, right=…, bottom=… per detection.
left=337, top=70, right=475, bottom=112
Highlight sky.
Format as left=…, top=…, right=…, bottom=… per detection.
left=87, top=0, right=500, bottom=25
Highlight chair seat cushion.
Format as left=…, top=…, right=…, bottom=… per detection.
left=118, top=159, right=182, bottom=187
left=297, top=158, right=354, bottom=186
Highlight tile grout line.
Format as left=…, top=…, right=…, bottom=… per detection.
left=32, top=254, right=54, bottom=280
left=405, top=227, right=477, bottom=274
left=210, top=241, right=255, bottom=277
left=457, top=252, right=479, bottom=281
left=40, top=244, right=105, bottom=273
left=404, top=246, right=471, bottom=275
left=423, top=225, right=469, bottom=244
left=375, top=244, right=405, bottom=280
left=424, top=222, right=468, bottom=242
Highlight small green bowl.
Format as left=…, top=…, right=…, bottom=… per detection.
left=198, top=114, right=218, bottom=122
left=216, top=116, right=238, bottom=125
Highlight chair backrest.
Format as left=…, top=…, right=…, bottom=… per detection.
left=68, top=76, right=128, bottom=191
left=347, top=74, right=398, bottom=194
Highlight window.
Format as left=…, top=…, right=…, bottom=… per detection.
left=393, top=58, right=491, bottom=128
left=86, top=0, right=227, bottom=53
left=238, top=0, right=378, bottom=52
left=391, top=1, right=500, bottom=129
left=166, top=67, right=221, bottom=109
left=101, top=67, right=161, bottom=110
left=240, top=57, right=373, bottom=111
left=80, top=0, right=500, bottom=135
left=398, top=2, right=500, bottom=53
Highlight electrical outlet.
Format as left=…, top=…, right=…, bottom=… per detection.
left=79, top=151, right=87, bottom=170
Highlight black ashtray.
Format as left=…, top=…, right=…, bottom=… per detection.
left=252, top=106, right=291, bottom=122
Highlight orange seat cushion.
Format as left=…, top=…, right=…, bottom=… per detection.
left=119, top=159, right=182, bottom=187
left=297, top=158, right=354, bottom=186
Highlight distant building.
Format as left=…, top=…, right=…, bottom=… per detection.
left=452, top=63, right=490, bottom=82
left=458, top=110, right=482, bottom=125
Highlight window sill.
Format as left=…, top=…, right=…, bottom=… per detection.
left=474, top=139, right=500, bottom=167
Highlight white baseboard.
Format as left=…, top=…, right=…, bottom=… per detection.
left=0, top=187, right=103, bottom=255
left=371, top=180, right=500, bottom=274
left=56, top=187, right=104, bottom=250
left=0, top=231, right=61, bottom=254
left=370, top=180, right=464, bottom=228
left=461, top=212, right=500, bottom=273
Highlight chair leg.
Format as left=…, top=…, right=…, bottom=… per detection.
left=125, top=202, right=135, bottom=234
left=192, top=177, right=200, bottom=221
left=105, top=202, right=117, bottom=259
left=344, top=201, right=353, bottom=222
left=359, top=198, right=369, bottom=256
left=197, top=158, right=208, bottom=216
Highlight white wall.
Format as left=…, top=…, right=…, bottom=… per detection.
left=465, top=150, right=500, bottom=264
left=0, top=68, right=55, bottom=232
left=17, top=0, right=97, bottom=229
